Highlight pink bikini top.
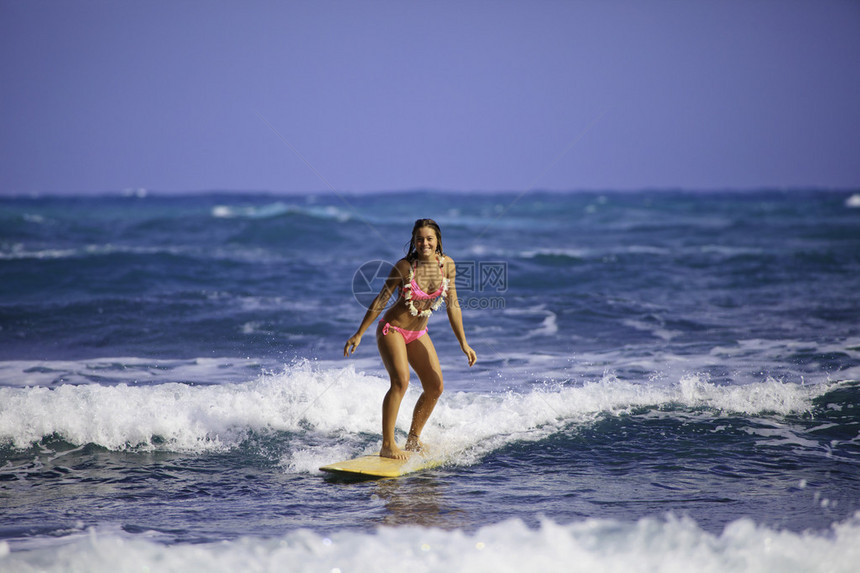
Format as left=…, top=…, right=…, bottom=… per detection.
left=402, top=256, right=450, bottom=317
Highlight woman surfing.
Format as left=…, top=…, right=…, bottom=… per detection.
left=344, top=219, right=477, bottom=459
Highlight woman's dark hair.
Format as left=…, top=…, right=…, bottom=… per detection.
left=404, top=218, right=444, bottom=262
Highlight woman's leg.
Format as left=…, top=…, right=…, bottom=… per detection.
left=404, top=334, right=444, bottom=451
left=376, top=322, right=411, bottom=459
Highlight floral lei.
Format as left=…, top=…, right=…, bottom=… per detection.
left=403, top=256, right=450, bottom=318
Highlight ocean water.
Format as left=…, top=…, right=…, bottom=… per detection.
left=1, top=190, right=859, bottom=572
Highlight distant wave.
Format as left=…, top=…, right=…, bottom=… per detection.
left=211, top=202, right=352, bottom=221
left=502, top=306, right=559, bottom=338
left=846, top=193, right=860, bottom=208
left=0, top=243, right=187, bottom=261
left=517, top=245, right=765, bottom=262
left=0, top=242, right=288, bottom=264
left=520, top=248, right=590, bottom=261
left=0, top=357, right=264, bottom=388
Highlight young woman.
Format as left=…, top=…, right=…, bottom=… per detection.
left=344, top=219, right=477, bottom=459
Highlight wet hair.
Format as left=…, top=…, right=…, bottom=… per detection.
left=404, top=218, right=444, bottom=262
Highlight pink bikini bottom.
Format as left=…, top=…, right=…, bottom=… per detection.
left=379, top=319, right=428, bottom=345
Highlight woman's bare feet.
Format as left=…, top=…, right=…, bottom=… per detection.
left=405, top=432, right=424, bottom=452
left=380, top=443, right=410, bottom=459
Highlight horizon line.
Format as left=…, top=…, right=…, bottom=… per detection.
left=3, top=185, right=860, bottom=199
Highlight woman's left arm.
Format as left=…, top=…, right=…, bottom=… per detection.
left=445, top=257, right=477, bottom=367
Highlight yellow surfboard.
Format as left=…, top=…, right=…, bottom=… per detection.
left=320, top=453, right=443, bottom=478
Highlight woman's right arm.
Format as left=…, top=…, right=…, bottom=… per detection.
left=343, top=261, right=406, bottom=357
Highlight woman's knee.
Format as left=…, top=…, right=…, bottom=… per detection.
left=424, top=374, right=443, bottom=400
left=389, top=372, right=410, bottom=394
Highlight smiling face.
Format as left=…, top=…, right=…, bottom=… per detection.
left=413, top=226, right=439, bottom=260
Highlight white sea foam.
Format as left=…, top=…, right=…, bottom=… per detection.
left=0, top=361, right=384, bottom=452
left=0, top=357, right=264, bottom=388
left=511, top=243, right=766, bottom=263
left=708, top=338, right=860, bottom=383
left=120, top=187, right=148, bottom=198
left=211, top=202, right=352, bottom=221
left=845, top=193, right=860, bottom=208
left=1, top=514, right=858, bottom=573
left=211, top=202, right=293, bottom=219
left=698, top=245, right=764, bottom=257
left=21, top=213, right=47, bottom=224
left=467, top=243, right=739, bottom=262
left=0, top=361, right=833, bottom=462
left=520, top=247, right=591, bottom=260
left=623, top=318, right=682, bottom=341
left=0, top=243, right=194, bottom=262
left=502, top=305, right=559, bottom=338
left=0, top=241, right=294, bottom=264
left=0, top=244, right=79, bottom=260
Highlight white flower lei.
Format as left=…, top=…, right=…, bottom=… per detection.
left=403, top=257, right=450, bottom=317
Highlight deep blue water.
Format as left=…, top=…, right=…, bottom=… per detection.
left=1, top=190, right=859, bottom=571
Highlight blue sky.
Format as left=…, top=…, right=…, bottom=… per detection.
left=1, top=1, right=859, bottom=195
